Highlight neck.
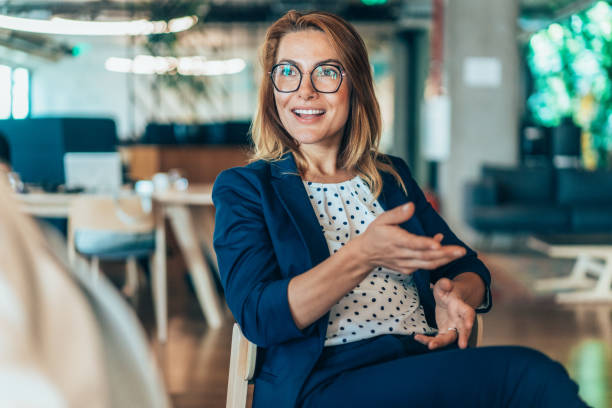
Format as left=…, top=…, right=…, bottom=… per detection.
left=297, top=146, right=354, bottom=183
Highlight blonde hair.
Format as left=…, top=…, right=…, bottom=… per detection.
left=250, top=10, right=405, bottom=198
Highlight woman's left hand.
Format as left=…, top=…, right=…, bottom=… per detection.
left=414, top=278, right=476, bottom=350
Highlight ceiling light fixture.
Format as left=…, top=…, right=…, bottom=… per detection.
left=105, top=56, right=246, bottom=76
left=0, top=14, right=198, bottom=36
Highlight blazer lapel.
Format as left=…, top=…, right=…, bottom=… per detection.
left=378, top=170, right=425, bottom=236
left=378, top=168, right=430, bottom=299
left=270, top=153, right=330, bottom=270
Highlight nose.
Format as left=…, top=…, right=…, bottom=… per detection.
left=297, top=74, right=317, bottom=100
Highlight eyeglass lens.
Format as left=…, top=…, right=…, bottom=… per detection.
left=271, top=64, right=342, bottom=93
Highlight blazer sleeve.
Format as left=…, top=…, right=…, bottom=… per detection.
left=392, top=157, right=492, bottom=312
left=212, top=168, right=308, bottom=347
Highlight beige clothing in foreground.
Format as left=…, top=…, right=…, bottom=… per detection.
left=0, top=181, right=170, bottom=408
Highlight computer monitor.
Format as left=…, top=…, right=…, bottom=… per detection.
left=64, top=152, right=122, bottom=193
left=0, top=117, right=118, bottom=186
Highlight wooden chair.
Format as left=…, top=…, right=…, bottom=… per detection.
left=226, top=323, right=258, bottom=408
left=67, top=195, right=155, bottom=297
left=226, top=315, right=484, bottom=408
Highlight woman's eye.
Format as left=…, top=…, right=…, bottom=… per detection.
left=281, top=66, right=297, bottom=76
left=317, top=67, right=339, bottom=78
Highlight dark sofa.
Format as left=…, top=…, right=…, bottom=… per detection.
left=464, top=165, right=612, bottom=234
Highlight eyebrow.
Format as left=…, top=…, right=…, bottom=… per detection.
left=277, top=58, right=343, bottom=68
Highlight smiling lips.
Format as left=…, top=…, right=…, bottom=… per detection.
left=292, top=108, right=326, bottom=120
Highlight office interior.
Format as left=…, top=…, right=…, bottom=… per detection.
left=0, top=0, right=611, bottom=407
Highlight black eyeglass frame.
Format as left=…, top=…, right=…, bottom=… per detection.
left=269, top=62, right=346, bottom=93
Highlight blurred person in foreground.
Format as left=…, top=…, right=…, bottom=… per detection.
left=212, top=10, right=589, bottom=408
left=0, top=178, right=169, bottom=408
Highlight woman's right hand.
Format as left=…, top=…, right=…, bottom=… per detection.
left=353, top=202, right=466, bottom=275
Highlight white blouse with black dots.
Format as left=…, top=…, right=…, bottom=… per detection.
left=303, top=176, right=437, bottom=347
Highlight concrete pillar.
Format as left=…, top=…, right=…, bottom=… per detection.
left=392, top=30, right=430, bottom=183
left=439, top=0, right=520, bottom=241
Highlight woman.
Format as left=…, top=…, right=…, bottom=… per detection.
left=213, top=10, right=587, bottom=408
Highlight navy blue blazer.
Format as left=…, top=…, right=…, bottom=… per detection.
left=213, top=153, right=491, bottom=407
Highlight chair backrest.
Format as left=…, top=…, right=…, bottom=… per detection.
left=69, top=195, right=153, bottom=233
left=67, top=195, right=154, bottom=262
left=226, top=315, right=484, bottom=408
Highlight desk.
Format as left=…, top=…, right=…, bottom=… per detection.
left=15, top=184, right=225, bottom=342
left=528, top=234, right=612, bottom=303
left=17, top=192, right=79, bottom=217
left=152, top=184, right=225, bottom=343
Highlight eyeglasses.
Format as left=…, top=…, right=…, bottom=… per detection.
left=269, top=62, right=346, bottom=93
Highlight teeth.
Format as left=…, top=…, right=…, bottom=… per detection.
left=294, top=109, right=324, bottom=115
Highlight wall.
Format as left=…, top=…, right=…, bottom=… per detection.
left=29, top=29, right=261, bottom=140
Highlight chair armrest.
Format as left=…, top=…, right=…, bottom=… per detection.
left=230, top=323, right=257, bottom=381
left=240, top=327, right=257, bottom=381
left=227, top=323, right=257, bottom=408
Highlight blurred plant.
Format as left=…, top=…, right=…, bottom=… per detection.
left=526, top=1, right=612, bottom=169
left=140, top=0, right=223, bottom=117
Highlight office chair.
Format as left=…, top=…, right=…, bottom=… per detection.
left=67, top=195, right=155, bottom=298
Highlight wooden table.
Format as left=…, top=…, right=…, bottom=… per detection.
left=15, top=184, right=225, bottom=342
left=528, top=234, right=612, bottom=303
left=152, top=184, right=224, bottom=343
left=17, top=191, right=81, bottom=217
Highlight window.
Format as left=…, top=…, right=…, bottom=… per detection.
left=526, top=1, right=612, bottom=169
left=0, top=65, right=11, bottom=119
left=0, top=64, right=30, bottom=119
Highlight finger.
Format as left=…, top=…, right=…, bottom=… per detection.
left=376, top=202, right=415, bottom=226
left=457, top=327, right=472, bottom=348
left=392, top=233, right=465, bottom=253
left=419, top=245, right=465, bottom=258
left=436, top=277, right=454, bottom=292
left=388, top=247, right=456, bottom=261
left=393, top=232, right=442, bottom=251
left=413, top=333, right=433, bottom=346
left=425, top=331, right=456, bottom=350
left=391, top=245, right=462, bottom=259
left=395, top=256, right=463, bottom=272
left=457, top=313, right=475, bottom=349
left=413, top=247, right=466, bottom=261
left=381, top=245, right=465, bottom=274
left=433, top=233, right=444, bottom=242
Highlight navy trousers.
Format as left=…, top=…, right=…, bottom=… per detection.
left=298, top=334, right=589, bottom=408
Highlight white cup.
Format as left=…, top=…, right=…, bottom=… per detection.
left=134, top=180, right=154, bottom=213
left=152, top=172, right=170, bottom=191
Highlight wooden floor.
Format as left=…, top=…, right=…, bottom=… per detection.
left=120, top=249, right=612, bottom=408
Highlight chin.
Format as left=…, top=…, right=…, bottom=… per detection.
left=291, top=132, right=325, bottom=145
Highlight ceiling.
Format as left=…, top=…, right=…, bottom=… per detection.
left=0, top=0, right=601, bottom=27
left=0, top=0, right=601, bottom=64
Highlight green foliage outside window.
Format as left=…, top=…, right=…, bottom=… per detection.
left=527, top=1, right=612, bottom=169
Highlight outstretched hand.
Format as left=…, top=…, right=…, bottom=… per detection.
left=356, top=203, right=466, bottom=275
left=414, top=278, right=476, bottom=350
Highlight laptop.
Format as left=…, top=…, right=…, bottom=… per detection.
left=64, top=152, right=122, bottom=193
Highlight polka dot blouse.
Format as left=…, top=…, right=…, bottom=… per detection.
left=303, top=176, right=436, bottom=346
